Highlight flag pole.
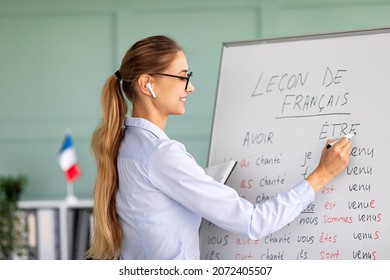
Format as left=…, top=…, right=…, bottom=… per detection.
left=66, top=181, right=78, bottom=203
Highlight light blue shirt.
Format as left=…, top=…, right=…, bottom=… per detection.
left=116, top=117, right=315, bottom=260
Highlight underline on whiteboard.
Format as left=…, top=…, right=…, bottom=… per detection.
left=301, top=211, right=315, bottom=214
left=275, top=112, right=351, bottom=119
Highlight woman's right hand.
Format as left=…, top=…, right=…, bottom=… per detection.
left=306, top=137, right=353, bottom=192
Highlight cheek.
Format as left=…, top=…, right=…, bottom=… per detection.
left=155, top=92, right=179, bottom=111
left=155, top=83, right=184, bottom=105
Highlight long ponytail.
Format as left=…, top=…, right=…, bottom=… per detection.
left=87, top=75, right=127, bottom=259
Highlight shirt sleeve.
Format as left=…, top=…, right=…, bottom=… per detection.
left=147, top=140, right=315, bottom=240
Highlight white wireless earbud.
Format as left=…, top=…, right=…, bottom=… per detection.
left=146, top=83, right=157, bottom=98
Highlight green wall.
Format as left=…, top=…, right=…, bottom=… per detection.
left=1, top=0, right=390, bottom=200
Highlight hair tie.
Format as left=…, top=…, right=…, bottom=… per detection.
left=114, top=70, right=126, bottom=96
left=114, top=70, right=122, bottom=80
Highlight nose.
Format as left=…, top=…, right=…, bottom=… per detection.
left=186, top=81, right=195, bottom=93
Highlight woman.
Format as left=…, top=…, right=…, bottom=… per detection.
left=86, top=35, right=352, bottom=260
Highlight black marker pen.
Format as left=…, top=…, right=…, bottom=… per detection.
left=326, top=132, right=356, bottom=149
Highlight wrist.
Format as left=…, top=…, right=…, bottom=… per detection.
left=306, top=167, right=332, bottom=192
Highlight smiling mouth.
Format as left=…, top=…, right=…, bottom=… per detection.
left=179, top=97, right=186, bottom=102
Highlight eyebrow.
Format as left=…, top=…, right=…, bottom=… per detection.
left=178, top=69, right=190, bottom=74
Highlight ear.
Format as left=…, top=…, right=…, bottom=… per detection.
left=137, top=74, right=153, bottom=97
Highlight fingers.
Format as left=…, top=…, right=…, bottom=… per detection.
left=329, top=139, right=352, bottom=174
left=337, top=136, right=351, bottom=149
left=328, top=137, right=352, bottom=158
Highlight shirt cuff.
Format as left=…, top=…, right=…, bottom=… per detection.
left=292, top=180, right=315, bottom=205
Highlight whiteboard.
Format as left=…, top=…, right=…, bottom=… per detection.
left=200, top=28, right=390, bottom=260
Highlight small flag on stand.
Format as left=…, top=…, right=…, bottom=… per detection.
left=57, top=132, right=81, bottom=182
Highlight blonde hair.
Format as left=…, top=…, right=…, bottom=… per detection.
left=86, top=35, right=182, bottom=259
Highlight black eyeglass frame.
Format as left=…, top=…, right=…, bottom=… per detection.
left=149, top=72, right=193, bottom=90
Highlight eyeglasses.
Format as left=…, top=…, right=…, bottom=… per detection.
left=149, top=71, right=193, bottom=90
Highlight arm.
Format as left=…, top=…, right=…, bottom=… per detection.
left=148, top=140, right=315, bottom=240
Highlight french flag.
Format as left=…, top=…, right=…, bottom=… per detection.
left=57, top=133, right=81, bottom=182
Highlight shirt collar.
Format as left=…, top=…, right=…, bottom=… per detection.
left=124, top=117, right=169, bottom=140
